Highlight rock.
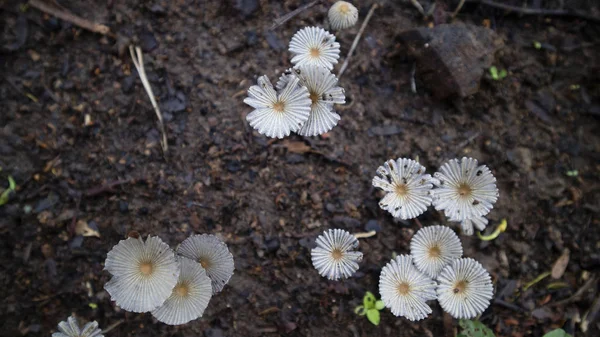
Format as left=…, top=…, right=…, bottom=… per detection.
left=398, top=24, right=503, bottom=98
left=506, top=147, right=533, bottom=171
left=139, top=31, right=158, bottom=53
left=364, top=219, right=381, bottom=232
left=368, top=125, right=403, bottom=136
left=234, top=0, right=260, bottom=17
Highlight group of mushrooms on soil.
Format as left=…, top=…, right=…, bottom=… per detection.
left=51, top=1, right=501, bottom=335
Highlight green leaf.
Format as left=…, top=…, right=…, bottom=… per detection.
left=363, top=291, right=376, bottom=309
left=533, top=41, right=542, bottom=49
left=566, top=170, right=578, bottom=177
left=458, top=319, right=495, bottom=337
left=375, top=300, right=385, bottom=310
left=499, top=69, right=508, bottom=79
left=543, top=329, right=572, bottom=337
left=366, top=308, right=380, bottom=326
left=489, top=66, right=499, bottom=80
left=0, top=176, right=16, bottom=206
left=354, top=305, right=366, bottom=316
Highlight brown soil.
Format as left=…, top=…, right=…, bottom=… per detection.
left=1, top=1, right=599, bottom=336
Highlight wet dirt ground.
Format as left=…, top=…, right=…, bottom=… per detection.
left=1, top=0, right=599, bottom=336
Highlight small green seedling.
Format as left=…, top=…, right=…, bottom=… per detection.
left=543, top=329, right=572, bottom=337
left=354, top=291, right=385, bottom=326
left=477, top=219, right=507, bottom=241
left=458, top=319, right=495, bottom=337
left=489, top=66, right=508, bottom=81
left=533, top=41, right=542, bottom=49
left=0, top=175, right=16, bottom=206
left=565, top=170, right=578, bottom=177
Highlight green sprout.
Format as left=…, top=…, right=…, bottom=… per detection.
left=354, top=291, right=385, bottom=326
left=458, top=319, right=495, bottom=337
left=533, top=41, right=542, bottom=49
left=0, top=175, right=16, bottom=206
left=565, top=170, right=578, bottom=177
left=477, top=219, right=507, bottom=241
left=543, top=329, right=572, bottom=337
left=489, top=66, right=508, bottom=81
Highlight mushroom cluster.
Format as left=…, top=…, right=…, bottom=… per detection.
left=103, top=234, right=234, bottom=325
left=380, top=226, right=493, bottom=321
left=372, top=157, right=499, bottom=235
left=244, top=3, right=361, bottom=139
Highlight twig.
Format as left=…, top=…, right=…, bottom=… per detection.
left=28, top=0, right=112, bottom=35
left=410, top=62, right=417, bottom=94
left=451, top=0, right=466, bottom=18
left=546, top=276, right=597, bottom=307
left=85, top=179, right=132, bottom=197
left=270, top=0, right=323, bottom=30
left=338, top=3, right=378, bottom=79
left=474, top=0, right=600, bottom=23
left=101, top=319, right=124, bottom=334
left=129, top=46, right=168, bottom=153
left=354, top=230, right=376, bottom=239
left=410, top=0, right=426, bottom=17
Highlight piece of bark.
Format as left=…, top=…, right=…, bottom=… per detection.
left=397, top=24, right=503, bottom=98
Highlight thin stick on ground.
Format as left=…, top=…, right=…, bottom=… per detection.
left=28, top=0, right=112, bottom=35
left=451, top=0, right=466, bottom=18
left=129, top=46, right=168, bottom=153
left=337, top=3, right=378, bottom=79
left=474, top=0, right=600, bottom=23
left=354, top=230, right=377, bottom=239
left=101, top=319, right=124, bottom=335
left=409, top=0, right=426, bottom=17
left=270, top=0, right=323, bottom=30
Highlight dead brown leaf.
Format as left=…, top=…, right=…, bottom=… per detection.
left=551, top=248, right=570, bottom=279
left=283, top=140, right=311, bottom=154
left=75, top=220, right=101, bottom=238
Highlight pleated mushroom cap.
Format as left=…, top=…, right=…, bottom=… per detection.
left=152, top=256, right=213, bottom=325
left=177, top=234, right=235, bottom=294
left=104, top=236, right=180, bottom=313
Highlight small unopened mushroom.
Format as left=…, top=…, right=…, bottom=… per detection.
left=311, top=228, right=363, bottom=280
left=328, top=1, right=359, bottom=31
left=104, top=236, right=180, bottom=313
left=177, top=234, right=235, bottom=294
left=436, top=258, right=494, bottom=319
left=152, top=256, right=213, bottom=325
left=410, top=225, right=463, bottom=279
left=52, top=315, right=103, bottom=337
left=379, top=255, right=437, bottom=321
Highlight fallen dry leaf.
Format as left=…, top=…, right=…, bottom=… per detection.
left=551, top=248, right=570, bottom=279
left=283, top=140, right=311, bottom=154
left=75, top=220, right=101, bottom=238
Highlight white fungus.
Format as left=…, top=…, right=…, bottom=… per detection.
left=52, top=316, right=103, bottom=337
left=177, top=234, right=235, bottom=294
left=379, top=255, right=437, bottom=321
left=453, top=215, right=489, bottom=236
left=311, top=228, right=363, bottom=280
left=372, top=158, right=434, bottom=220
left=289, top=26, right=341, bottom=70
left=437, top=258, right=494, bottom=319
left=410, top=225, right=463, bottom=279
left=278, top=65, right=345, bottom=136
left=244, top=75, right=312, bottom=139
left=151, top=256, right=213, bottom=325
left=432, top=157, right=499, bottom=221
left=328, top=1, right=359, bottom=31
left=104, top=236, right=180, bottom=313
